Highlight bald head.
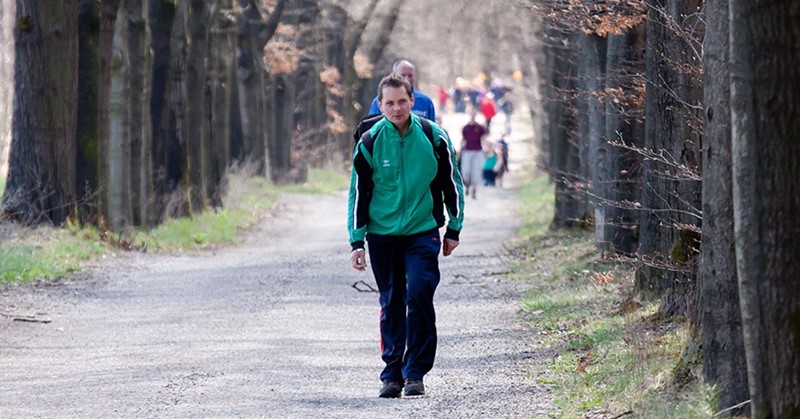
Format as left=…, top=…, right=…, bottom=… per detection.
left=392, top=60, right=417, bottom=89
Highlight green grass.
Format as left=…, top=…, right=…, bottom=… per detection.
left=138, top=174, right=278, bottom=252
left=0, top=167, right=349, bottom=284
left=276, top=167, right=349, bottom=195
left=516, top=175, right=555, bottom=240
left=514, top=174, right=715, bottom=418
left=0, top=228, right=106, bottom=284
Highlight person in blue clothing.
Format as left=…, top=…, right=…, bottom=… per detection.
left=350, top=74, right=464, bottom=398
left=368, top=59, right=437, bottom=121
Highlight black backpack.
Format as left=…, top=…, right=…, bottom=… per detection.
left=352, top=113, right=435, bottom=154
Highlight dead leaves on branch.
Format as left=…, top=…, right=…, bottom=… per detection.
left=533, top=0, right=647, bottom=37
left=319, top=66, right=349, bottom=135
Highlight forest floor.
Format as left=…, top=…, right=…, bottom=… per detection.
left=0, top=112, right=558, bottom=418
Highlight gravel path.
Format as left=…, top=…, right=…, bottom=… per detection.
left=1, top=114, right=555, bottom=419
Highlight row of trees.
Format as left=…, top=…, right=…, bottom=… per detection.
left=0, top=0, right=410, bottom=229
left=533, top=0, right=799, bottom=416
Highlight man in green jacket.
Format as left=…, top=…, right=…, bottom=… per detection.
left=347, top=74, right=465, bottom=398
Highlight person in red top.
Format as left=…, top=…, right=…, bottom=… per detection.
left=436, top=85, right=448, bottom=114
left=479, top=93, right=497, bottom=131
left=459, top=111, right=488, bottom=199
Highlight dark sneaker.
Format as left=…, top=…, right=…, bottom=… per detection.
left=403, top=379, right=425, bottom=396
left=379, top=380, right=402, bottom=398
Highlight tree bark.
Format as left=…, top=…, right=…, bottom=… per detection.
left=730, top=0, right=800, bottom=416
left=0, top=2, right=14, bottom=178
left=265, top=0, right=299, bottom=183
left=147, top=0, right=176, bottom=223
left=549, top=37, right=585, bottom=229
left=322, top=3, right=347, bottom=155
left=300, top=4, right=325, bottom=132
left=291, top=0, right=322, bottom=174
left=578, top=34, right=607, bottom=245
left=126, top=0, right=147, bottom=225
left=168, top=1, right=189, bottom=217
left=604, top=26, right=645, bottom=256
left=235, top=0, right=287, bottom=177
left=186, top=0, right=209, bottom=212
left=637, top=0, right=703, bottom=316
left=76, top=0, right=101, bottom=224
left=3, top=0, right=78, bottom=225
left=108, top=1, right=130, bottom=230
left=208, top=0, right=235, bottom=206
left=235, top=8, right=265, bottom=174
left=97, top=0, right=121, bottom=225
left=270, top=73, right=293, bottom=182
left=696, top=0, right=749, bottom=414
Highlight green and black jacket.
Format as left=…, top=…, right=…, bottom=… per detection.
left=347, top=114, right=465, bottom=250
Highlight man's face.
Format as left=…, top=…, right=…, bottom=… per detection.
left=395, top=63, right=415, bottom=88
left=379, top=85, right=414, bottom=126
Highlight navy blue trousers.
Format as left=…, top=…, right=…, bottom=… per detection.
left=367, top=229, right=441, bottom=382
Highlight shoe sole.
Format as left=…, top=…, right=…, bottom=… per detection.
left=403, top=387, right=425, bottom=396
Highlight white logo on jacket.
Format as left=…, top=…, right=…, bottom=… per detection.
left=383, top=160, right=391, bottom=167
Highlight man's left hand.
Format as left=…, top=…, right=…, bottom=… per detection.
left=442, top=238, right=459, bottom=256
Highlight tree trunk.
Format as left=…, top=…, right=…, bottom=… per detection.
left=322, top=3, right=347, bottom=156
left=2, top=0, right=78, bottom=225
left=236, top=1, right=266, bottom=175
left=233, top=0, right=287, bottom=179
left=534, top=29, right=554, bottom=174
left=549, top=38, right=585, bottom=229
left=604, top=26, right=645, bottom=256
left=186, top=0, right=209, bottom=212
left=637, top=0, right=703, bottom=316
left=291, top=0, right=322, bottom=175
left=208, top=0, right=235, bottom=206
left=97, top=0, right=121, bottom=225
left=578, top=34, right=607, bottom=245
left=576, top=35, right=591, bottom=228
left=76, top=0, right=101, bottom=224
left=168, top=1, right=189, bottom=217
left=228, top=60, right=244, bottom=165
left=695, top=0, right=749, bottom=414
left=270, top=73, right=293, bottom=182
left=108, top=2, right=130, bottom=230
left=126, top=0, right=147, bottom=226
left=730, top=0, right=800, bottom=416
left=147, top=0, right=176, bottom=223
left=0, top=2, right=14, bottom=178
left=292, top=0, right=321, bottom=120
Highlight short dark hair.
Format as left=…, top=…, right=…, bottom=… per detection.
left=377, top=74, right=413, bottom=102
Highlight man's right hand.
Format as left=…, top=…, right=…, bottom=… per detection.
left=350, top=249, right=367, bottom=271
left=443, top=238, right=459, bottom=256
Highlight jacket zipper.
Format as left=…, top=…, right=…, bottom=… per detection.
left=399, top=136, right=406, bottom=231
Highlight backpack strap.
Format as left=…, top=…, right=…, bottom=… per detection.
left=353, top=113, right=385, bottom=153
left=359, top=126, right=381, bottom=156
left=419, top=117, right=435, bottom=147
